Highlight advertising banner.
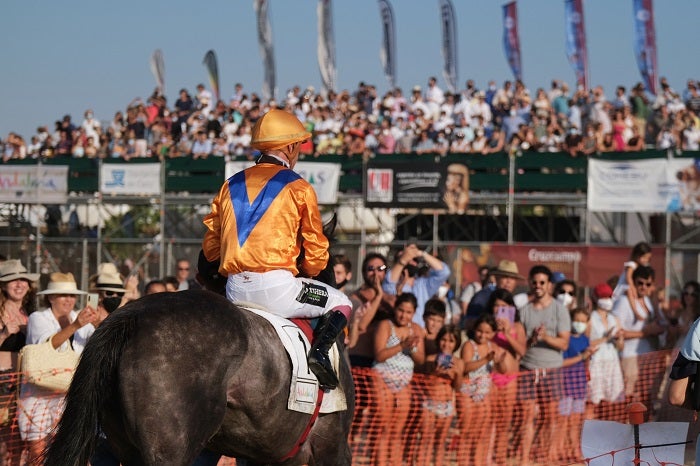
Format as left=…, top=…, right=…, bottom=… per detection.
left=100, top=163, right=161, bottom=195
left=226, top=161, right=341, bottom=205
left=0, top=165, right=68, bottom=204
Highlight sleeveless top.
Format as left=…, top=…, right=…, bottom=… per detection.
left=373, top=322, right=414, bottom=393
left=491, top=329, right=518, bottom=387
left=460, top=340, right=493, bottom=402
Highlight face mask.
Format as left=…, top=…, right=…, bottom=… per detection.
left=437, top=286, right=449, bottom=299
left=572, top=321, right=587, bottom=335
left=510, top=109, right=517, bottom=116
left=557, top=293, right=573, bottom=307
left=597, top=298, right=613, bottom=311
left=86, top=113, right=93, bottom=119
left=336, top=279, right=349, bottom=290
left=102, top=296, right=122, bottom=314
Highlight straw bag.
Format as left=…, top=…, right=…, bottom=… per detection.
left=19, top=338, right=79, bottom=393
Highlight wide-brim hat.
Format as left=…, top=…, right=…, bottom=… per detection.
left=492, top=260, right=524, bottom=280
left=37, top=272, right=86, bottom=295
left=89, top=263, right=127, bottom=293
left=250, top=109, right=311, bottom=151
left=0, top=259, right=40, bottom=283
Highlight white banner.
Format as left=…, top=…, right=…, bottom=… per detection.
left=225, top=161, right=341, bottom=205
left=100, top=163, right=161, bottom=195
left=0, top=165, right=68, bottom=204
left=587, top=158, right=684, bottom=212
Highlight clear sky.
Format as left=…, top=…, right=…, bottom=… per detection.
left=1, top=0, right=698, bottom=141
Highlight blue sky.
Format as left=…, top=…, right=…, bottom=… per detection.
left=1, top=0, right=698, bottom=140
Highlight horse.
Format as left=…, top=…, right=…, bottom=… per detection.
left=42, top=289, right=354, bottom=466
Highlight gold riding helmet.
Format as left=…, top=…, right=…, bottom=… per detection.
left=250, top=109, right=311, bottom=151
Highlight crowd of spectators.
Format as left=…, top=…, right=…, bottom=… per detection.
left=344, top=242, right=697, bottom=465
left=3, top=76, right=700, bottom=163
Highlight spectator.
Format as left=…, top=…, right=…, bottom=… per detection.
left=163, top=276, right=179, bottom=292
left=331, top=254, right=353, bottom=294
left=175, top=259, right=201, bottom=291
left=587, top=283, right=625, bottom=406
left=191, top=130, right=213, bottom=159
left=554, top=278, right=579, bottom=312
left=517, top=265, right=571, bottom=466
left=0, top=260, right=39, bottom=466
left=18, top=273, right=98, bottom=464
left=383, top=244, right=450, bottom=326
left=458, top=313, right=507, bottom=466
left=372, top=293, right=425, bottom=466
left=613, top=265, right=666, bottom=401
left=557, top=308, right=594, bottom=462
left=488, top=287, right=526, bottom=465
left=144, top=279, right=167, bottom=295
left=465, top=260, right=524, bottom=331
left=612, top=241, right=653, bottom=322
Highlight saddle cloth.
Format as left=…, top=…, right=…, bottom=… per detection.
left=239, top=304, right=347, bottom=414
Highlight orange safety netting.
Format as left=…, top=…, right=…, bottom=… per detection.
left=0, top=349, right=694, bottom=466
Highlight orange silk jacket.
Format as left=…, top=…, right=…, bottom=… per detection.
left=202, top=163, right=329, bottom=278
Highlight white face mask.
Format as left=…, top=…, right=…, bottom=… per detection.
left=557, top=293, right=574, bottom=307
left=572, top=321, right=587, bottom=335
left=597, top=298, right=613, bottom=311
left=437, top=286, right=449, bottom=299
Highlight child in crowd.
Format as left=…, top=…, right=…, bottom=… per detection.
left=587, top=283, right=625, bottom=418
left=557, top=308, right=596, bottom=463
left=417, top=325, right=463, bottom=466
left=613, top=241, right=652, bottom=321
left=457, top=313, right=507, bottom=466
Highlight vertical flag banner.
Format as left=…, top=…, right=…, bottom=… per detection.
left=378, top=0, right=397, bottom=90
left=633, top=0, right=658, bottom=94
left=202, top=50, right=220, bottom=102
left=502, top=2, right=522, bottom=82
left=317, top=0, right=337, bottom=94
left=254, top=0, right=276, bottom=101
left=438, top=0, right=458, bottom=94
left=150, top=49, right=165, bottom=96
left=564, top=0, right=589, bottom=91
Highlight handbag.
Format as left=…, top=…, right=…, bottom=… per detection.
left=18, top=338, right=79, bottom=393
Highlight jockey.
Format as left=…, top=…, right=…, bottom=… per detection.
left=201, top=108, right=351, bottom=390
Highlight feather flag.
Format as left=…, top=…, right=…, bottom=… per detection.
left=202, top=50, right=220, bottom=102
left=632, top=0, right=658, bottom=94
left=377, top=0, right=396, bottom=90
left=502, top=1, right=522, bottom=82
left=149, top=49, right=165, bottom=96
left=438, top=0, right=458, bottom=94
left=254, top=0, right=276, bottom=101
left=317, top=0, right=336, bottom=94
left=564, top=0, right=589, bottom=91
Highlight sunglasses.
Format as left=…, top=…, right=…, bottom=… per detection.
left=178, top=267, right=190, bottom=271
left=530, top=280, right=547, bottom=286
left=102, top=291, right=124, bottom=297
left=635, top=280, right=653, bottom=288
left=559, top=290, right=575, bottom=296
left=683, top=290, right=698, bottom=297
left=365, top=265, right=387, bottom=272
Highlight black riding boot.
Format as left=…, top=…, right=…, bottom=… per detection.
left=308, top=310, right=347, bottom=390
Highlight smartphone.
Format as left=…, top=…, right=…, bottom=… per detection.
left=87, top=293, right=99, bottom=309
left=496, top=305, right=516, bottom=324
left=436, top=353, right=452, bottom=368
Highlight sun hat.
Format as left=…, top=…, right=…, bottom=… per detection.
left=491, top=260, right=524, bottom=280
left=37, top=272, right=86, bottom=295
left=0, top=259, right=40, bottom=283
left=250, top=109, right=311, bottom=151
left=89, top=263, right=126, bottom=293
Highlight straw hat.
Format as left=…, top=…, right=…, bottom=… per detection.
left=89, top=263, right=126, bottom=293
left=250, top=109, right=311, bottom=151
left=0, top=259, right=39, bottom=282
left=491, top=260, right=524, bottom=280
left=37, top=272, right=86, bottom=295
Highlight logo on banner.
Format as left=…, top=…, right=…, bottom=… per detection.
left=367, top=169, right=393, bottom=203
left=105, top=170, right=126, bottom=187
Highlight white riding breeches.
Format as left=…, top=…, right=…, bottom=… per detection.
left=226, top=269, right=351, bottom=319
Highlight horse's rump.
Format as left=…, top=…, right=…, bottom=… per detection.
left=45, top=290, right=353, bottom=466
